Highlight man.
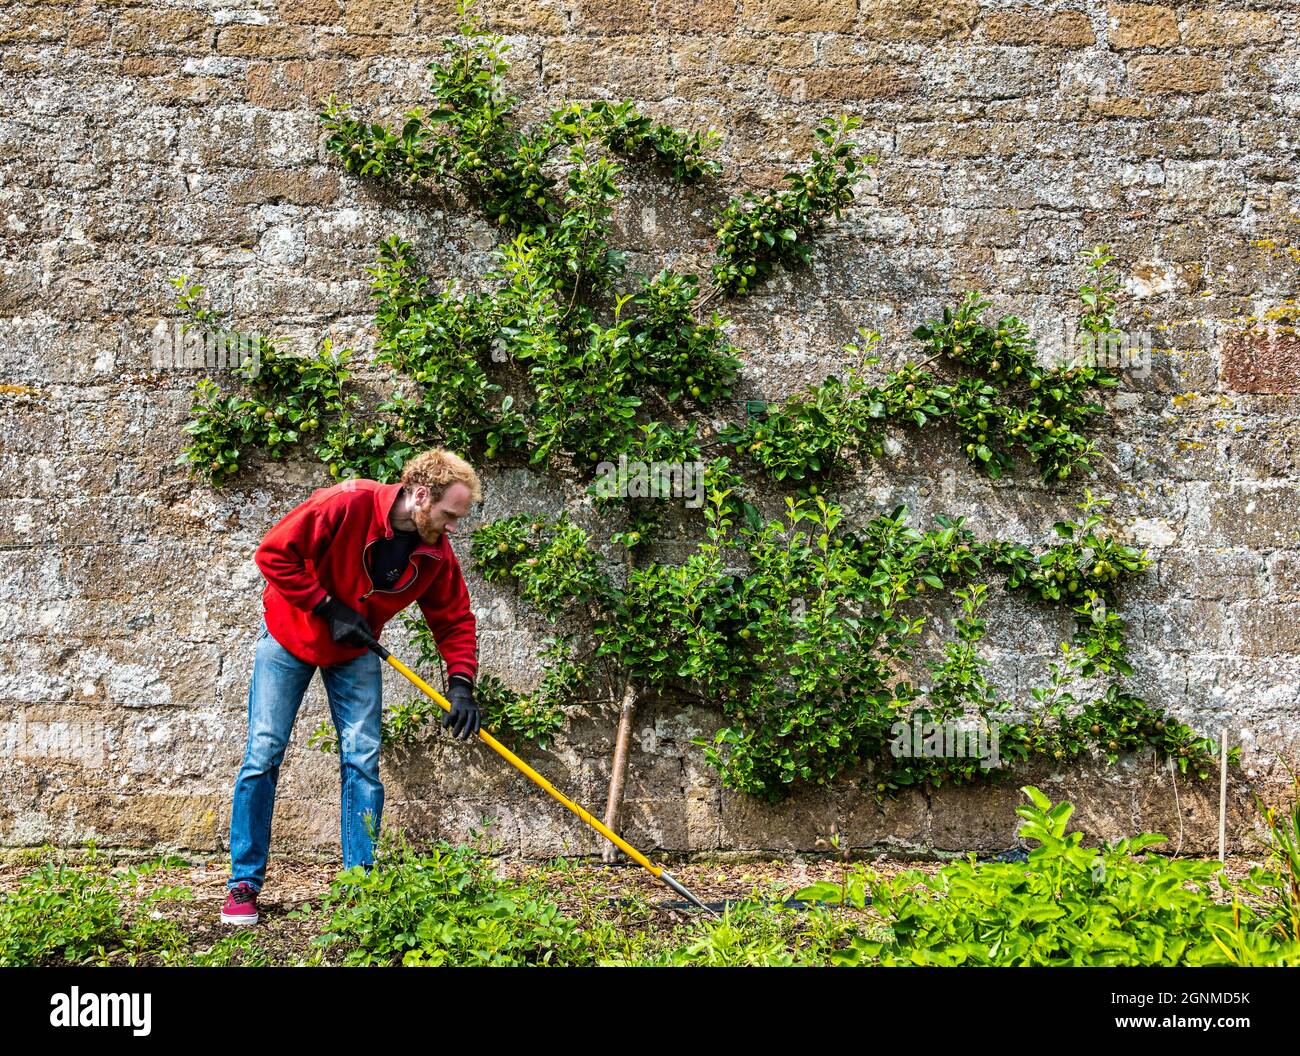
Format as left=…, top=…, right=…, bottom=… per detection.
left=221, top=448, right=483, bottom=926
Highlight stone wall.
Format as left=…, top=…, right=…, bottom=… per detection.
left=1, top=0, right=1297, bottom=860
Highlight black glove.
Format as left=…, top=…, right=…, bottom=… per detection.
left=313, top=595, right=376, bottom=649
left=442, top=674, right=481, bottom=740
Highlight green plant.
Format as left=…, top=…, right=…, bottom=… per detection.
left=311, top=828, right=593, bottom=966
left=179, top=0, right=864, bottom=486
left=474, top=637, right=584, bottom=748
left=726, top=255, right=1123, bottom=487
left=467, top=479, right=1217, bottom=802
left=1236, top=765, right=1300, bottom=949
left=645, top=901, right=800, bottom=966
left=798, top=787, right=1300, bottom=967
left=188, top=928, right=273, bottom=967
left=171, top=281, right=364, bottom=485
left=0, top=846, right=192, bottom=967
left=718, top=330, right=886, bottom=482
left=991, top=489, right=1149, bottom=612
left=711, top=114, right=867, bottom=297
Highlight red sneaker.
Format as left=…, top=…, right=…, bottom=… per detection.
left=220, top=882, right=260, bottom=926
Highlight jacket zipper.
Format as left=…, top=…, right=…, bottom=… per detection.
left=359, top=537, right=425, bottom=602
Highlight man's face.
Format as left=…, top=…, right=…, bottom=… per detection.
left=410, top=482, right=473, bottom=544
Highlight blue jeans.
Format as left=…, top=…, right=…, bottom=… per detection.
left=228, top=622, right=384, bottom=892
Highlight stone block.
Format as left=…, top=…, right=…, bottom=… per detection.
left=742, top=0, right=856, bottom=34
left=1229, top=602, right=1300, bottom=657
left=1269, top=551, right=1300, bottom=599
left=1181, top=8, right=1279, bottom=47
left=1157, top=549, right=1266, bottom=601
left=112, top=11, right=209, bottom=54
left=215, top=25, right=315, bottom=58
left=230, top=169, right=341, bottom=206
left=1137, top=598, right=1232, bottom=652
left=858, top=0, right=978, bottom=41
left=1107, top=3, right=1178, bottom=49
left=719, top=785, right=837, bottom=851
left=1202, top=485, right=1300, bottom=550
left=840, top=786, right=928, bottom=849
left=717, top=34, right=814, bottom=66
left=657, top=0, right=741, bottom=33
left=929, top=776, right=1030, bottom=851
left=471, top=0, right=567, bottom=34
left=244, top=59, right=350, bottom=110
left=769, top=66, right=912, bottom=102
left=573, top=0, right=652, bottom=31
left=279, top=0, right=343, bottom=23
left=344, top=0, right=416, bottom=35
left=1134, top=764, right=1255, bottom=854
left=1128, top=55, right=1225, bottom=94
left=42, top=791, right=225, bottom=850
left=982, top=9, right=1095, bottom=47
left=540, top=37, right=672, bottom=100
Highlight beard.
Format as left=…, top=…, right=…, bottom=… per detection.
left=411, top=500, right=443, bottom=545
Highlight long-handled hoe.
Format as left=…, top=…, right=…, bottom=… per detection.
left=369, top=638, right=718, bottom=916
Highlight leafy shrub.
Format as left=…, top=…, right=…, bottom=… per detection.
left=1235, top=767, right=1300, bottom=956
left=798, top=787, right=1300, bottom=967
left=311, top=830, right=593, bottom=966
left=0, top=847, right=191, bottom=966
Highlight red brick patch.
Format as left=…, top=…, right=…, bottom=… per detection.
left=1221, top=330, right=1300, bottom=394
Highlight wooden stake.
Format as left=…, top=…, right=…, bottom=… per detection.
left=1218, top=727, right=1229, bottom=863
left=601, top=684, right=637, bottom=863
left=602, top=548, right=640, bottom=864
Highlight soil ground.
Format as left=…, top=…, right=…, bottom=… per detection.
left=0, top=849, right=1272, bottom=965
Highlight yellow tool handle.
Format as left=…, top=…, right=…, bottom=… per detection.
left=383, top=654, right=663, bottom=877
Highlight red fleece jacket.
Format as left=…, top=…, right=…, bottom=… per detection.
left=254, top=479, right=478, bottom=678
